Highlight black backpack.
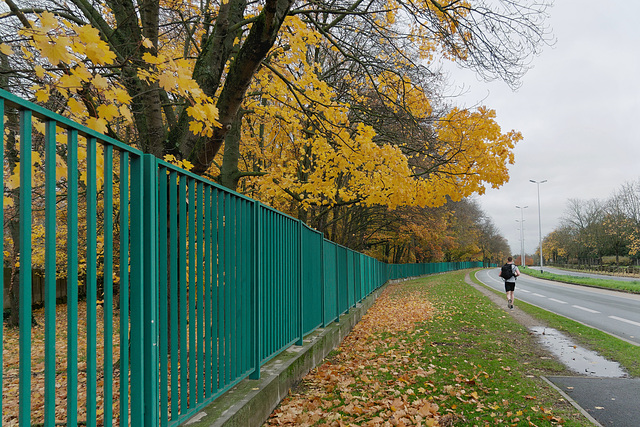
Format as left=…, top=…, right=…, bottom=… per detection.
left=501, top=263, right=514, bottom=280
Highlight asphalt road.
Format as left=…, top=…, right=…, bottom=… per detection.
left=475, top=268, right=640, bottom=346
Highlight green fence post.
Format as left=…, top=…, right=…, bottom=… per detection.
left=18, top=109, right=33, bottom=426
left=250, top=201, right=262, bottom=380
left=103, top=145, right=114, bottom=427
left=297, top=221, right=304, bottom=346
left=119, top=152, right=130, bottom=426
left=130, top=154, right=144, bottom=426
left=335, top=244, right=339, bottom=324
left=143, top=154, right=159, bottom=426
left=87, top=137, right=98, bottom=427
left=44, top=119, right=57, bottom=426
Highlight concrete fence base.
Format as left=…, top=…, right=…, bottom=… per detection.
left=182, top=281, right=389, bottom=427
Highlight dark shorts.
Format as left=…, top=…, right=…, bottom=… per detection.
left=504, top=281, right=516, bottom=292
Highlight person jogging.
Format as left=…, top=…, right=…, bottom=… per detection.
left=498, top=256, right=520, bottom=309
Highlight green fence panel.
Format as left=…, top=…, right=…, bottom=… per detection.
left=336, top=245, right=348, bottom=315
left=1, top=89, right=487, bottom=427
left=322, top=240, right=338, bottom=326
left=301, top=225, right=323, bottom=335
left=259, top=206, right=300, bottom=363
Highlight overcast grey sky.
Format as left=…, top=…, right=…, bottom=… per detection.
left=446, top=0, right=640, bottom=256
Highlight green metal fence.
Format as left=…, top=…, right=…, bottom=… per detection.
left=0, top=89, right=486, bottom=426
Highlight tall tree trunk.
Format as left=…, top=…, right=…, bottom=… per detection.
left=219, top=111, right=244, bottom=190
left=185, top=0, right=295, bottom=174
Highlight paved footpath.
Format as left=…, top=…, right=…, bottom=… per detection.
left=545, top=376, right=640, bottom=427
left=466, top=273, right=639, bottom=427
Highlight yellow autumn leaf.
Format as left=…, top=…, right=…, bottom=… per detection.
left=86, top=117, right=108, bottom=133
left=158, top=72, right=175, bottom=91
left=0, top=43, right=14, bottom=55
left=35, top=89, right=49, bottom=102
left=59, top=72, right=83, bottom=89
left=67, top=98, right=85, bottom=116
left=97, top=104, right=119, bottom=121
left=188, top=120, right=204, bottom=135
left=38, top=11, right=58, bottom=32
left=76, top=24, right=100, bottom=45
left=34, top=65, right=46, bottom=78
left=113, top=88, right=132, bottom=104
left=39, top=38, right=73, bottom=65
left=92, top=74, right=109, bottom=89
left=119, top=105, right=133, bottom=123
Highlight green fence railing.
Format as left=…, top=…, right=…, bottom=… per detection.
left=0, top=89, right=486, bottom=426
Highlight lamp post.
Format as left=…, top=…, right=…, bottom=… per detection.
left=515, top=224, right=523, bottom=265
left=530, top=180, right=547, bottom=272
left=516, top=205, right=528, bottom=266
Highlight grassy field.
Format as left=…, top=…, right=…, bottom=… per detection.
left=266, top=271, right=590, bottom=426
left=520, top=267, right=640, bottom=294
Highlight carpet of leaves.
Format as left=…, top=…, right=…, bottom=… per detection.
left=265, top=275, right=584, bottom=427
left=2, top=303, right=124, bottom=426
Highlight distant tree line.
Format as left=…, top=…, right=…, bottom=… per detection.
left=543, top=179, right=640, bottom=265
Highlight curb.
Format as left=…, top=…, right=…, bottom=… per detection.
left=182, top=282, right=389, bottom=426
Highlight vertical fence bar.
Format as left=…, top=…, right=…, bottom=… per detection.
left=143, top=154, right=159, bottom=427
left=224, top=192, right=232, bottom=384
left=103, top=145, right=114, bottom=427
left=130, top=154, right=144, bottom=425
left=242, top=200, right=251, bottom=374
left=203, top=186, right=212, bottom=394
left=67, top=129, right=79, bottom=426
left=217, top=190, right=225, bottom=387
left=188, top=178, right=196, bottom=404
left=229, top=196, right=237, bottom=380
left=86, top=137, right=98, bottom=427
left=211, top=188, right=219, bottom=393
left=250, top=201, right=261, bottom=380
left=44, top=119, right=57, bottom=426
left=18, top=109, right=33, bottom=425
left=196, top=182, right=204, bottom=404
left=158, top=166, right=168, bottom=426
left=179, top=176, right=188, bottom=412
left=119, top=152, right=130, bottom=427
left=297, top=221, right=304, bottom=346
left=169, top=171, right=179, bottom=418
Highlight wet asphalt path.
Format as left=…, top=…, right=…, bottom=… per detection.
left=546, top=376, right=640, bottom=427
left=475, top=268, right=640, bottom=346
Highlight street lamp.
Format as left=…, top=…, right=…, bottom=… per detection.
left=516, top=205, right=528, bottom=266
left=515, top=222, right=523, bottom=266
left=530, top=180, right=547, bottom=272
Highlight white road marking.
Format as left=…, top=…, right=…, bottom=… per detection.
left=548, top=298, right=568, bottom=304
left=519, top=289, right=531, bottom=293
left=532, top=293, right=546, bottom=298
left=609, top=316, right=640, bottom=327
left=572, top=305, right=600, bottom=314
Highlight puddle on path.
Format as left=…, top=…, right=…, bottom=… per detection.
left=530, top=326, right=627, bottom=378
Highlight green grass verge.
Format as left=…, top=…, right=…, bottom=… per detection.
left=269, top=271, right=595, bottom=426
left=520, top=267, right=640, bottom=294
left=470, top=269, right=640, bottom=378
left=375, top=272, right=587, bottom=425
